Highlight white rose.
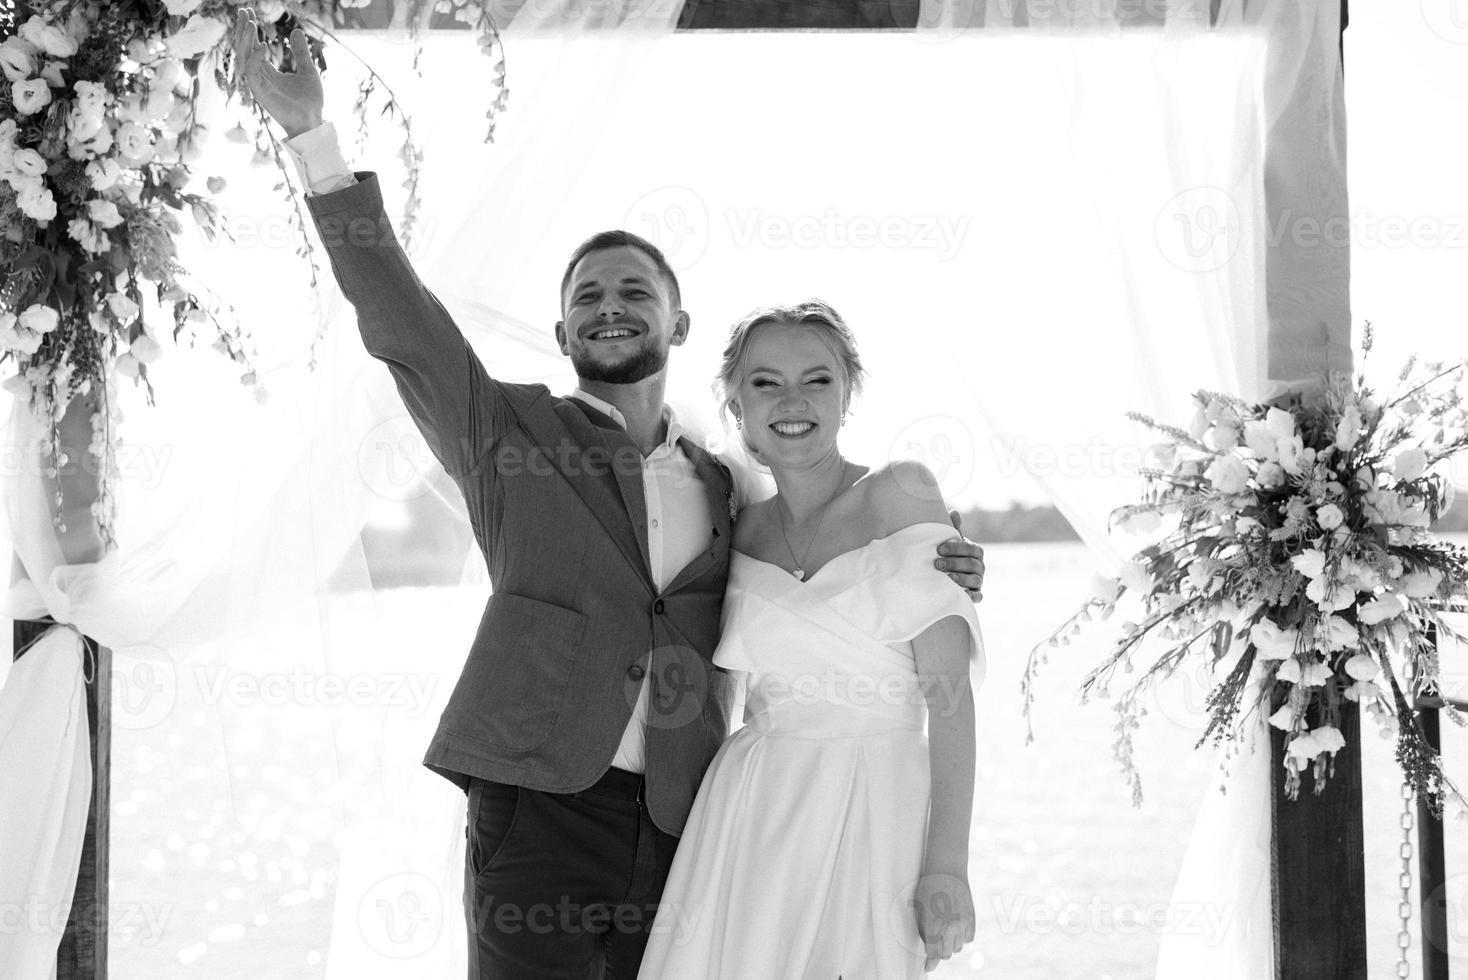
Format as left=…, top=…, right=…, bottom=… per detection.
left=1256, top=461, right=1285, bottom=489
left=1251, top=619, right=1299, bottom=661
left=67, top=216, right=109, bottom=253
left=67, top=124, right=111, bottom=160
left=1321, top=615, right=1359, bottom=651
left=1286, top=725, right=1346, bottom=769
left=1299, top=659, right=1331, bottom=686
left=1208, top=422, right=1239, bottom=452
left=1290, top=548, right=1327, bottom=581
left=1305, top=575, right=1356, bottom=612
left=1343, top=652, right=1380, bottom=681
left=164, top=14, right=227, bottom=59
left=130, top=333, right=164, bottom=364
left=0, top=36, right=38, bottom=83
left=164, top=0, right=206, bottom=16
left=107, top=292, right=139, bottom=322
left=1399, top=567, right=1443, bottom=599
left=73, top=79, right=109, bottom=112
left=18, top=16, right=78, bottom=59
left=85, top=157, right=124, bottom=191
left=1335, top=404, right=1363, bottom=452
left=18, top=304, right=59, bottom=334
left=86, top=198, right=124, bottom=229
left=1206, top=453, right=1251, bottom=494
left=116, top=122, right=155, bottom=164
left=39, top=60, right=63, bottom=89
left=1358, top=593, right=1408, bottom=625
left=1394, top=448, right=1428, bottom=482
left=11, top=77, right=52, bottom=116
left=1243, top=420, right=1277, bottom=461
left=1315, top=503, right=1344, bottom=530
left=11, top=147, right=46, bottom=177
left=0, top=320, right=43, bottom=355
left=15, top=181, right=56, bottom=222
left=1277, top=434, right=1306, bottom=476
left=1265, top=406, right=1297, bottom=441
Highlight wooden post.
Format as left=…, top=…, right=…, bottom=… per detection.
left=11, top=620, right=109, bottom=980
left=1269, top=700, right=1368, bottom=979
left=1415, top=698, right=1449, bottom=980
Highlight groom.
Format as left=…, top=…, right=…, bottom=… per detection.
left=234, top=12, right=986, bottom=978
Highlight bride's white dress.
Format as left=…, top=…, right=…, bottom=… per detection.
left=638, top=521, right=985, bottom=980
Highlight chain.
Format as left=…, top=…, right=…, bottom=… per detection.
left=1397, top=779, right=1415, bottom=979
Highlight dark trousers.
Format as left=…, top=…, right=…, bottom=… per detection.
left=464, top=768, right=679, bottom=980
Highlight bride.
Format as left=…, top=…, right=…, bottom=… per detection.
left=638, top=301, right=985, bottom=978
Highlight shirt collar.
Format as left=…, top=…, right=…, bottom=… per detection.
left=570, top=388, right=685, bottom=450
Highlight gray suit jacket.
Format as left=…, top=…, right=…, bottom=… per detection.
left=307, top=174, right=735, bottom=835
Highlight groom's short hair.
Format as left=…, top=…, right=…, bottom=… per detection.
left=560, top=230, right=682, bottom=313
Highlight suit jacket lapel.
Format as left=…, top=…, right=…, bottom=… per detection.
left=529, top=398, right=652, bottom=587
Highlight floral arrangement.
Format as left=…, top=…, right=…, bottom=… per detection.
left=0, top=0, right=505, bottom=549
left=1027, top=330, right=1468, bottom=814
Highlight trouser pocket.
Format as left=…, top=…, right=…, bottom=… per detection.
left=467, top=779, right=521, bottom=880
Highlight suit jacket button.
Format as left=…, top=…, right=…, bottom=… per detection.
left=653, top=599, right=665, bottom=614
left=628, top=663, right=645, bottom=680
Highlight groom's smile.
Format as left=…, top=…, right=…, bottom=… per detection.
left=556, top=244, right=689, bottom=387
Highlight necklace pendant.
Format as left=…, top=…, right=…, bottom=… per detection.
left=793, top=567, right=805, bottom=581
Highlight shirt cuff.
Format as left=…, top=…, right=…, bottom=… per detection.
left=281, top=121, right=357, bottom=196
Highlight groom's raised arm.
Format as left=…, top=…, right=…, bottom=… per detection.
left=297, top=152, right=512, bottom=477
left=234, top=12, right=516, bottom=478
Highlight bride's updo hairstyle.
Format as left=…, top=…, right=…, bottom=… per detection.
left=713, top=300, right=867, bottom=445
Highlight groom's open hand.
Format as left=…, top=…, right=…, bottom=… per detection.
left=231, top=9, right=325, bottom=139
left=937, top=510, right=986, bottom=603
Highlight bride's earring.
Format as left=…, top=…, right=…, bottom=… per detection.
left=734, top=415, right=743, bottom=430
left=840, top=413, right=847, bottom=427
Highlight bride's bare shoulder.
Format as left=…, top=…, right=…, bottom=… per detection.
left=854, top=460, right=951, bottom=535
left=732, top=497, right=773, bottom=554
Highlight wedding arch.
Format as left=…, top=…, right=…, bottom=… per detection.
left=5, top=1, right=1459, bottom=979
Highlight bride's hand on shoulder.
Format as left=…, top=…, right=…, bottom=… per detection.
left=913, top=869, right=975, bottom=973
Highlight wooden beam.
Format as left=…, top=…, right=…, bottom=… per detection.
left=678, top=0, right=919, bottom=29
left=1269, top=701, right=1367, bottom=980
left=13, top=621, right=110, bottom=980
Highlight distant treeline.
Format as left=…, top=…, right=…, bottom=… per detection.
left=958, top=504, right=1081, bottom=543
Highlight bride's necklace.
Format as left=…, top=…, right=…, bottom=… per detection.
left=776, top=463, right=852, bottom=581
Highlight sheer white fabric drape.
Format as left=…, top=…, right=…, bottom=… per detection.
left=915, top=3, right=1346, bottom=978
left=0, top=0, right=1345, bottom=976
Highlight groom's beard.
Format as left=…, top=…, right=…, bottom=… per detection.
left=570, top=340, right=669, bottom=385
